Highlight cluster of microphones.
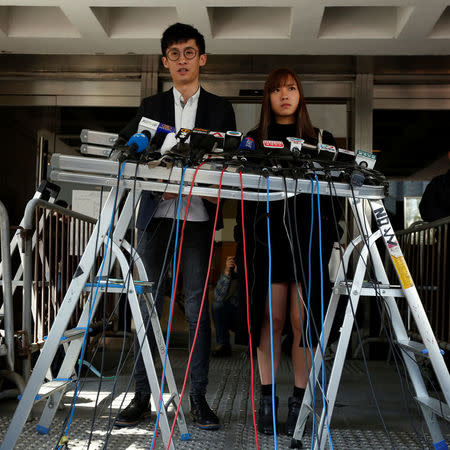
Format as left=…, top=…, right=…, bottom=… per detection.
left=111, top=116, right=380, bottom=186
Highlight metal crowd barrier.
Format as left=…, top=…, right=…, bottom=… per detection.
left=0, top=195, right=99, bottom=382
left=28, top=201, right=97, bottom=346
left=395, top=216, right=449, bottom=350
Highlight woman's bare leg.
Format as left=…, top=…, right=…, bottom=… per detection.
left=257, top=283, right=288, bottom=384
left=290, top=282, right=313, bottom=388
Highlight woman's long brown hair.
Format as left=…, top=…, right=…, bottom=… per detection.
left=253, top=68, right=316, bottom=145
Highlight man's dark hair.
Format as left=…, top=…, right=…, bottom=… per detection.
left=161, top=23, right=206, bottom=56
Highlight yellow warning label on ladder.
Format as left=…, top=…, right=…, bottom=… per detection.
left=391, top=255, right=414, bottom=290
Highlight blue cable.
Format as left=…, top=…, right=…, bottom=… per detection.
left=265, top=176, right=278, bottom=449
left=308, top=178, right=316, bottom=450
left=314, top=174, right=334, bottom=450
left=150, top=166, right=187, bottom=449
left=60, top=162, right=126, bottom=446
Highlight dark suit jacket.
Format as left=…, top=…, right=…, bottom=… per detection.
left=120, top=87, right=236, bottom=230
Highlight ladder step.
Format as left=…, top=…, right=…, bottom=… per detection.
left=335, top=281, right=404, bottom=297
left=415, top=396, right=450, bottom=420
left=397, top=340, right=445, bottom=357
left=44, top=327, right=89, bottom=345
left=84, top=278, right=154, bottom=295
left=18, top=379, right=72, bottom=403
left=0, top=280, right=24, bottom=287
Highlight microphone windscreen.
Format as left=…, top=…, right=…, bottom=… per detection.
left=160, top=132, right=178, bottom=155
left=200, top=134, right=217, bottom=152
left=224, top=131, right=243, bottom=152
left=150, top=132, right=166, bottom=151
left=127, top=132, right=149, bottom=153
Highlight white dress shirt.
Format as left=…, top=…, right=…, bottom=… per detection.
left=154, top=86, right=209, bottom=222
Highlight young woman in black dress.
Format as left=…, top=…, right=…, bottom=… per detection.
left=241, top=68, right=338, bottom=436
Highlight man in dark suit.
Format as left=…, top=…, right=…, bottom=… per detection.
left=116, top=23, right=236, bottom=430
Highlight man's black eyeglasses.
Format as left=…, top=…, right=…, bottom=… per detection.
left=166, top=47, right=197, bottom=61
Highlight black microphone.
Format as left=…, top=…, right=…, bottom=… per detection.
left=147, top=132, right=167, bottom=152
left=190, top=128, right=209, bottom=149
left=318, top=143, right=336, bottom=161
left=300, top=142, right=318, bottom=159
left=335, top=147, right=355, bottom=163
left=223, top=131, right=242, bottom=152
left=199, top=134, right=217, bottom=153
left=190, top=133, right=217, bottom=163
left=143, top=132, right=167, bottom=161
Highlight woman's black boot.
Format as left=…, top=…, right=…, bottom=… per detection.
left=257, top=395, right=279, bottom=435
left=286, top=395, right=303, bottom=436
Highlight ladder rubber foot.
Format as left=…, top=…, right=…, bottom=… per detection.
left=180, top=433, right=191, bottom=441
left=290, top=438, right=303, bottom=448
left=433, top=440, right=448, bottom=450
left=36, top=424, right=50, bottom=435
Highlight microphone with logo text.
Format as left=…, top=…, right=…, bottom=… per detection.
left=262, top=139, right=285, bottom=152
left=261, top=139, right=289, bottom=170
left=138, top=116, right=175, bottom=137
left=286, top=137, right=304, bottom=157
left=235, top=136, right=255, bottom=162
left=176, top=128, right=192, bottom=145
left=318, top=143, right=336, bottom=161
left=208, top=131, right=226, bottom=151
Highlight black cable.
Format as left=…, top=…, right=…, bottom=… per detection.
left=86, top=160, right=133, bottom=447
left=53, top=166, right=123, bottom=449
left=58, top=160, right=174, bottom=448
left=282, top=175, right=325, bottom=446
left=330, top=182, right=395, bottom=448
left=100, top=165, right=178, bottom=446
left=352, top=184, right=433, bottom=447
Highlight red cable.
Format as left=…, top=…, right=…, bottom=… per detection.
left=166, top=166, right=226, bottom=450
left=152, top=161, right=209, bottom=449
left=239, top=171, right=260, bottom=450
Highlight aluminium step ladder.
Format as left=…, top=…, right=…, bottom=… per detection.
left=0, top=183, right=189, bottom=450
left=291, top=197, right=450, bottom=450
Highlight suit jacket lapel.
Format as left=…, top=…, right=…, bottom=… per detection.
left=195, top=87, right=208, bottom=129
left=161, top=88, right=175, bottom=127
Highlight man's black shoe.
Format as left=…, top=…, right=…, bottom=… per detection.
left=189, top=394, right=220, bottom=430
left=286, top=395, right=303, bottom=436
left=212, top=343, right=232, bottom=357
left=115, top=392, right=151, bottom=427
left=257, top=395, right=278, bottom=435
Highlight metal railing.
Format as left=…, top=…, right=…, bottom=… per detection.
left=30, top=202, right=98, bottom=344
left=396, top=216, right=449, bottom=350
left=0, top=196, right=99, bottom=381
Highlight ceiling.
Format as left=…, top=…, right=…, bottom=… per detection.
left=0, top=1, right=449, bottom=55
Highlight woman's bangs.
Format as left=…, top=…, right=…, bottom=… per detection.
left=266, top=70, right=296, bottom=92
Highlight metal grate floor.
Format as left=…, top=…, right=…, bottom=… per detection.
left=0, top=349, right=448, bottom=449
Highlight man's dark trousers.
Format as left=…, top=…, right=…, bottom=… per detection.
left=134, top=218, right=212, bottom=396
